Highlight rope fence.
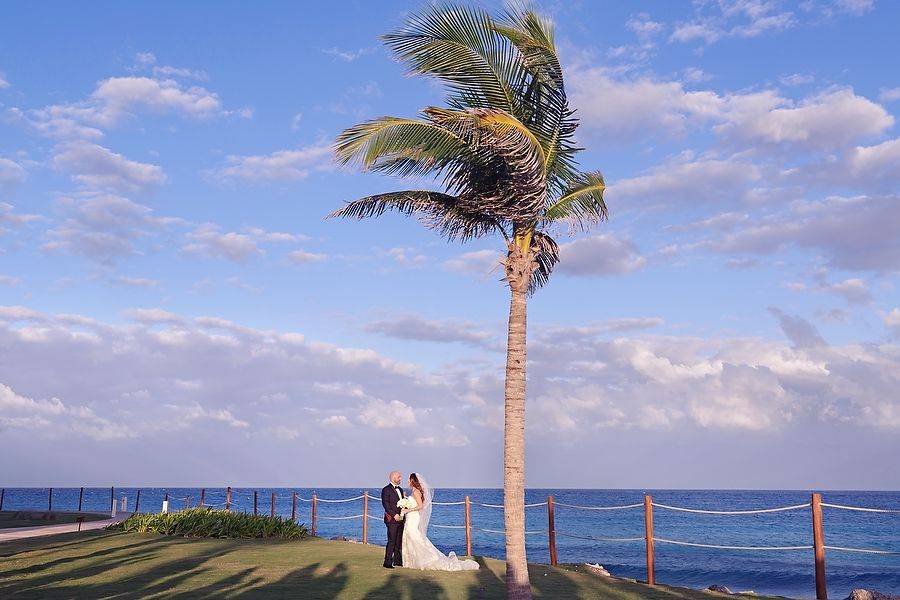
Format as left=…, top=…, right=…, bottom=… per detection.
left=2, top=486, right=895, bottom=598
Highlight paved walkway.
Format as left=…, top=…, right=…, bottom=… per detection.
left=0, top=512, right=133, bottom=543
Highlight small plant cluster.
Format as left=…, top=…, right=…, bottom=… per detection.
left=111, top=507, right=308, bottom=539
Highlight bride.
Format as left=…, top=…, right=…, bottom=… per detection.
left=401, top=473, right=479, bottom=571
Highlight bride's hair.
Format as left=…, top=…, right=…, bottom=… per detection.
left=409, top=472, right=424, bottom=495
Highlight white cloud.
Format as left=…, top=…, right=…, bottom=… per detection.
left=320, top=415, right=350, bottom=428
left=780, top=73, right=815, bottom=86
left=323, top=47, right=375, bottom=62
left=52, top=141, right=166, bottom=192
left=364, top=315, right=493, bottom=347
left=704, top=195, right=900, bottom=271
left=885, top=308, right=900, bottom=336
left=0, top=73, right=9, bottom=89
left=442, top=250, right=502, bottom=277
left=879, top=87, right=900, bottom=102
left=558, top=234, right=647, bottom=277
left=287, top=250, right=328, bottom=264
left=683, top=67, right=712, bottom=83
left=15, top=75, right=226, bottom=139
left=209, top=144, right=332, bottom=183
left=43, top=193, right=179, bottom=263
left=612, top=157, right=760, bottom=206
left=0, top=383, right=132, bottom=441
left=715, top=88, right=893, bottom=149
left=359, top=398, right=416, bottom=428
left=182, top=223, right=262, bottom=262
left=0, top=202, right=41, bottom=232
left=0, top=158, right=26, bottom=186
left=113, top=276, right=160, bottom=288
left=414, top=424, right=470, bottom=447
left=570, top=65, right=891, bottom=151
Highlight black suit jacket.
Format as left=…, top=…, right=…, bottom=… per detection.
left=381, top=484, right=405, bottom=524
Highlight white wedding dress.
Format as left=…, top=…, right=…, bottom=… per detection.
left=401, top=473, right=479, bottom=571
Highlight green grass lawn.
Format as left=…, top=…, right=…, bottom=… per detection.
left=0, top=511, right=108, bottom=529
left=0, top=530, right=773, bottom=599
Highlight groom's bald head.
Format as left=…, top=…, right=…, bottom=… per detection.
left=389, top=471, right=402, bottom=485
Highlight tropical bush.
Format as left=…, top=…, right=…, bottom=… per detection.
left=110, top=507, right=308, bottom=539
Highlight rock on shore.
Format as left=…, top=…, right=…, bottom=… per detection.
left=846, top=590, right=900, bottom=600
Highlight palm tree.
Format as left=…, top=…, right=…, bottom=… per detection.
left=331, top=6, right=606, bottom=598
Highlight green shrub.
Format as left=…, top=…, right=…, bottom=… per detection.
left=110, top=507, right=308, bottom=539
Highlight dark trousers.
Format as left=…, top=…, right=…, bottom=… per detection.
left=384, top=520, right=404, bottom=566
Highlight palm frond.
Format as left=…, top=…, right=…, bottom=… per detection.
left=543, top=171, right=607, bottom=228
left=333, top=116, right=468, bottom=178
left=425, top=107, right=547, bottom=224
left=494, top=9, right=577, bottom=179
left=383, top=4, right=524, bottom=115
left=328, top=190, right=504, bottom=242
left=528, top=230, right=559, bottom=292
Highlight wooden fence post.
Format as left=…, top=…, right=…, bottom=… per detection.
left=134, top=489, right=141, bottom=513
left=548, top=495, right=558, bottom=566
left=363, top=491, right=369, bottom=544
left=199, top=488, right=205, bottom=507
left=0, top=488, right=5, bottom=511
left=226, top=486, right=232, bottom=511
left=291, top=492, right=297, bottom=521
left=110, top=486, right=115, bottom=513
left=812, top=493, right=827, bottom=600
left=78, top=487, right=84, bottom=512
left=465, top=495, right=472, bottom=557
left=270, top=492, right=276, bottom=518
left=253, top=491, right=258, bottom=515
left=48, top=487, right=53, bottom=512
left=312, top=493, right=318, bottom=536
left=644, top=494, right=655, bottom=586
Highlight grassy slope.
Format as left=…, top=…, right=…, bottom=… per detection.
left=0, top=511, right=108, bottom=529
left=0, top=531, right=762, bottom=599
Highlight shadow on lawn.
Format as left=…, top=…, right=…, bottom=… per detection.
left=1, top=534, right=715, bottom=599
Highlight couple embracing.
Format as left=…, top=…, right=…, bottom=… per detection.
left=381, top=471, right=479, bottom=572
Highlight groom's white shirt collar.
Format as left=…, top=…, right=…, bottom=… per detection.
left=389, top=483, right=404, bottom=498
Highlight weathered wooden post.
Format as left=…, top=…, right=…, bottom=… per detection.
left=110, top=486, right=115, bottom=513
left=78, top=487, right=84, bottom=512
left=312, top=492, right=318, bottom=536
left=270, top=492, right=276, bottom=517
left=362, top=491, right=369, bottom=544
left=464, top=495, right=472, bottom=557
left=134, top=489, right=141, bottom=513
left=0, top=488, right=5, bottom=511
left=199, top=488, right=205, bottom=507
left=644, top=494, right=655, bottom=586
left=812, top=493, right=827, bottom=600
left=548, top=495, right=558, bottom=566
left=291, top=492, right=297, bottom=521
left=226, top=486, right=232, bottom=511
left=253, top=491, right=258, bottom=515
left=48, top=487, right=53, bottom=511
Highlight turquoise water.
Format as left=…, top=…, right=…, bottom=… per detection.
left=3, top=487, right=897, bottom=598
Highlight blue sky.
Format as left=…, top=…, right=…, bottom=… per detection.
left=1, top=0, right=899, bottom=489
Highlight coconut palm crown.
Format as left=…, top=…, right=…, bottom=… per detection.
left=330, top=5, right=606, bottom=599
left=331, top=5, right=606, bottom=292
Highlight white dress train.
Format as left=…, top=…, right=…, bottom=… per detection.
left=401, top=508, right=479, bottom=571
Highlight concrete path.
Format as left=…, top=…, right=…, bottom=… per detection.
left=0, top=512, right=133, bottom=543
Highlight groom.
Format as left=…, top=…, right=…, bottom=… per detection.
left=381, top=470, right=405, bottom=568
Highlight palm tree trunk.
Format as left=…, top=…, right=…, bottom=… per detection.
left=503, top=248, right=531, bottom=600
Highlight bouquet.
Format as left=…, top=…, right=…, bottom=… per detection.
left=397, top=497, right=416, bottom=519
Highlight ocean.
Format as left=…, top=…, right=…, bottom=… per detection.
left=2, top=487, right=897, bottom=598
